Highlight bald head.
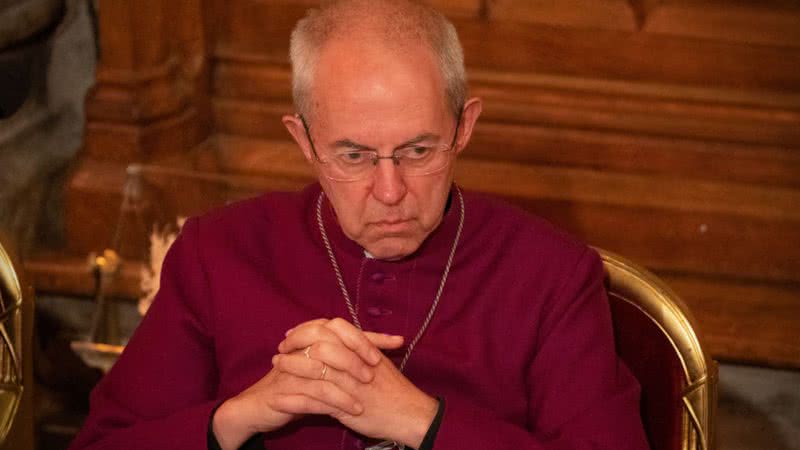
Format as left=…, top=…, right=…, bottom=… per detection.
left=289, top=0, right=466, bottom=118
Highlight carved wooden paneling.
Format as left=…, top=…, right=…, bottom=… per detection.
left=83, top=109, right=205, bottom=161
left=423, top=0, right=483, bottom=18
left=644, top=1, right=800, bottom=47
left=490, top=0, right=800, bottom=47
left=51, top=0, right=800, bottom=368
left=662, top=274, right=800, bottom=369
left=488, top=0, right=641, bottom=30
left=80, top=0, right=209, bottom=160
left=457, top=20, right=800, bottom=91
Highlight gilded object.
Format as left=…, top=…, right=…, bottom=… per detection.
left=597, top=248, right=717, bottom=450
left=0, top=238, right=24, bottom=444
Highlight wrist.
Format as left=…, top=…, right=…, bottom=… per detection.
left=399, top=393, right=439, bottom=449
left=212, top=397, right=256, bottom=450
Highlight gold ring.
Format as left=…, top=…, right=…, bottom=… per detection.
left=304, top=346, right=311, bottom=359
left=320, top=363, right=328, bottom=380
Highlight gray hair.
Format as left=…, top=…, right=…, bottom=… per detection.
left=289, top=0, right=467, bottom=118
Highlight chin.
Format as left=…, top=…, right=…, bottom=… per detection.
left=364, top=237, right=422, bottom=260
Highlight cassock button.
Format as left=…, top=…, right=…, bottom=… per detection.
left=366, top=306, right=392, bottom=317
left=370, top=272, right=385, bottom=283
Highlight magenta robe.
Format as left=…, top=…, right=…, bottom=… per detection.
left=69, top=183, right=649, bottom=449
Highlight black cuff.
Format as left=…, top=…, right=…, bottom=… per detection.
left=207, top=402, right=264, bottom=450
left=414, top=397, right=445, bottom=450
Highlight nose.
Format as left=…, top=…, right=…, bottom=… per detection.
left=370, top=159, right=407, bottom=205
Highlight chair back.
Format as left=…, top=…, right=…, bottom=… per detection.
left=0, top=237, right=24, bottom=445
left=598, top=248, right=716, bottom=450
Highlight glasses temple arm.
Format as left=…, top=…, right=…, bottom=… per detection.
left=448, top=106, right=464, bottom=151
left=299, top=114, right=323, bottom=161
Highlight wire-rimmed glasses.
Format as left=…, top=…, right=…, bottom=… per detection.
left=299, top=111, right=462, bottom=182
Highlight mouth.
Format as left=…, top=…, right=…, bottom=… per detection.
left=371, top=219, right=413, bottom=233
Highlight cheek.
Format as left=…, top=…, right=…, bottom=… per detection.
left=409, top=176, right=452, bottom=227
left=323, top=182, right=372, bottom=233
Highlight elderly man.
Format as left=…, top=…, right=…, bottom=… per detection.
left=71, top=1, right=648, bottom=450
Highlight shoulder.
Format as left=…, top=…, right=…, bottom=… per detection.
left=185, top=184, right=320, bottom=260
left=199, top=189, right=307, bottom=226
left=457, top=188, right=603, bottom=302
left=461, top=189, right=592, bottom=263
left=193, top=184, right=318, bottom=231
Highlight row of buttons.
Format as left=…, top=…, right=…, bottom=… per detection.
left=367, top=272, right=394, bottom=316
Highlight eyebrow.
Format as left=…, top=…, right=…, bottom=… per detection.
left=331, top=139, right=375, bottom=152
left=329, top=133, right=441, bottom=152
left=396, top=133, right=440, bottom=149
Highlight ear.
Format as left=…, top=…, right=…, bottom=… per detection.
left=282, top=114, right=316, bottom=163
left=453, top=97, right=482, bottom=155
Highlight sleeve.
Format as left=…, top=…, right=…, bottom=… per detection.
left=433, top=249, right=650, bottom=450
left=69, top=218, right=224, bottom=450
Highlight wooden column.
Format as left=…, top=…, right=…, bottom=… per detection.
left=65, top=0, right=210, bottom=255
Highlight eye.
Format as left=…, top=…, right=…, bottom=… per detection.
left=401, top=146, right=433, bottom=160
left=336, top=151, right=371, bottom=165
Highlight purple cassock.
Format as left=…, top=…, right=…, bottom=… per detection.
left=69, top=183, right=649, bottom=450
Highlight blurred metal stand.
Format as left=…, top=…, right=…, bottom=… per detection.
left=69, top=166, right=147, bottom=373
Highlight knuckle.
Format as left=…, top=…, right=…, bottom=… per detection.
left=349, top=357, right=366, bottom=374
left=308, top=326, right=324, bottom=341
left=315, top=341, right=332, bottom=358
left=312, top=381, right=329, bottom=399
left=307, top=342, right=325, bottom=360
left=327, top=317, right=349, bottom=330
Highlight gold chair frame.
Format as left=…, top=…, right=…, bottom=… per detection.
left=598, top=248, right=717, bottom=450
left=0, top=238, right=24, bottom=445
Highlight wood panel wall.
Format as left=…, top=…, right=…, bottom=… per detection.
left=41, top=0, right=800, bottom=368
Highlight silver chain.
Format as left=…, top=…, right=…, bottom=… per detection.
left=316, top=188, right=465, bottom=371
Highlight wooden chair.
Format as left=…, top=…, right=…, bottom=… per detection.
left=0, top=234, right=34, bottom=449
left=598, top=248, right=717, bottom=450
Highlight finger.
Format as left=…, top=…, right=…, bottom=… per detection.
left=273, top=353, right=363, bottom=391
left=290, top=341, right=375, bottom=383
left=363, top=331, right=404, bottom=350
left=271, top=393, right=362, bottom=417
left=324, top=317, right=390, bottom=365
left=279, top=323, right=343, bottom=354
left=281, top=318, right=402, bottom=365
left=277, top=376, right=363, bottom=416
left=284, top=318, right=329, bottom=337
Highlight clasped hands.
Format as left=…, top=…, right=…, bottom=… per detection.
left=212, top=318, right=439, bottom=450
